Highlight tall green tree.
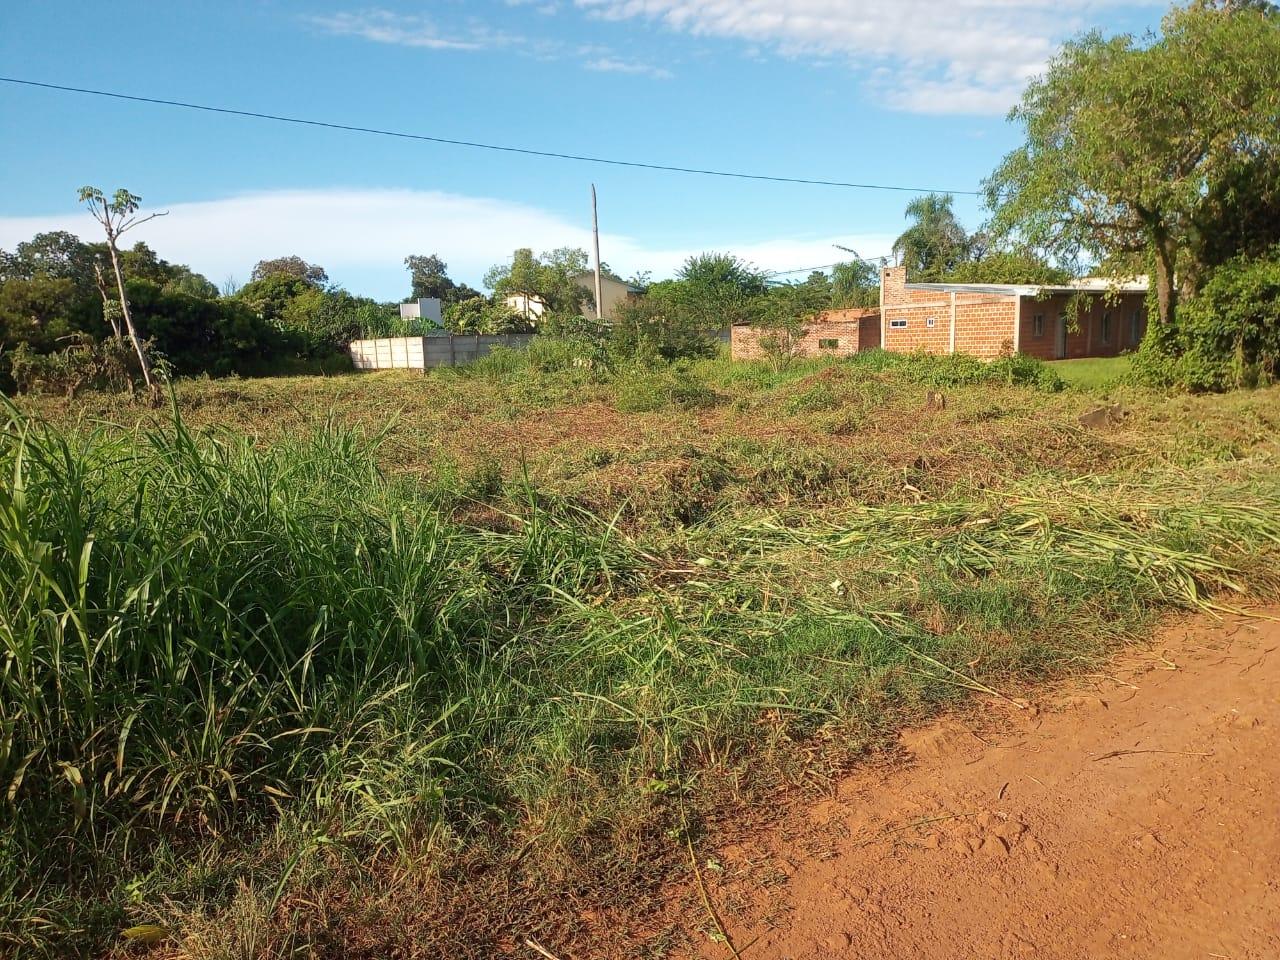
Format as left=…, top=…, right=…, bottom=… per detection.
left=984, top=1, right=1280, bottom=324
left=250, top=256, right=328, bottom=285
left=892, top=194, right=970, bottom=281
left=666, top=252, right=769, bottom=328
left=830, top=260, right=880, bottom=308
left=946, top=249, right=1071, bottom=285
left=676, top=252, right=768, bottom=297
left=0, top=231, right=96, bottom=290
left=403, top=253, right=478, bottom=303
left=483, top=247, right=590, bottom=320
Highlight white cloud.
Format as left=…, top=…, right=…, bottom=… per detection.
left=303, top=9, right=513, bottom=51
left=573, top=0, right=1149, bottom=113
left=0, top=188, right=894, bottom=298
left=506, top=0, right=562, bottom=13
left=304, top=8, right=675, bottom=78
left=584, top=56, right=674, bottom=78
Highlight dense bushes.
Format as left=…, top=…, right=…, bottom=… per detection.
left=442, top=296, right=527, bottom=334
left=1133, top=248, right=1280, bottom=391
left=236, top=273, right=394, bottom=354
left=0, top=231, right=410, bottom=391
left=127, top=278, right=293, bottom=375
left=609, top=290, right=720, bottom=361
left=7, top=335, right=145, bottom=397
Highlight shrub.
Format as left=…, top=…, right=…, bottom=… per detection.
left=286, top=290, right=394, bottom=350
left=1132, top=248, right=1280, bottom=391
left=127, top=279, right=295, bottom=376
left=751, top=283, right=830, bottom=371
left=8, top=335, right=150, bottom=397
left=614, top=368, right=667, bottom=412
left=783, top=380, right=842, bottom=414
left=466, top=344, right=529, bottom=378
left=463, top=456, right=504, bottom=500
left=443, top=296, right=528, bottom=335
left=357, top=306, right=434, bottom=339
left=609, top=293, right=719, bottom=362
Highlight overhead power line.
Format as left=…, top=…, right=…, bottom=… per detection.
left=767, top=254, right=893, bottom=277
left=0, top=77, right=982, bottom=196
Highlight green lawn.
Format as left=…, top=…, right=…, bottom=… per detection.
left=1049, top=355, right=1133, bottom=389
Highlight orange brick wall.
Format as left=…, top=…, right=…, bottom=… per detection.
left=881, top=267, right=1017, bottom=359
left=1017, top=293, right=1148, bottom=360
left=731, top=308, right=879, bottom=361
left=882, top=267, right=1148, bottom=361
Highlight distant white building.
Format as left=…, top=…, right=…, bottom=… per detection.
left=399, top=298, right=442, bottom=324
left=503, top=292, right=549, bottom=321
left=501, top=275, right=643, bottom=324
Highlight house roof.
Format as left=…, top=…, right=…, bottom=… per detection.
left=573, top=272, right=644, bottom=293
left=905, top=276, right=1148, bottom=297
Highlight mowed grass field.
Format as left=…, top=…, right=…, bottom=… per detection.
left=5, top=347, right=1280, bottom=958
left=1049, top=355, right=1133, bottom=389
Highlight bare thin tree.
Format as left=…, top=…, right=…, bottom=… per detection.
left=91, top=261, right=123, bottom=340
left=78, top=186, right=167, bottom=398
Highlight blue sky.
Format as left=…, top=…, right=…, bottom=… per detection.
left=1, top=1, right=1164, bottom=299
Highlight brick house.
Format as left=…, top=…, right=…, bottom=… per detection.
left=879, top=266, right=1149, bottom=361
left=731, top=307, right=880, bottom=361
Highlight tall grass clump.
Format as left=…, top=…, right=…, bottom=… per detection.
left=0, top=405, right=638, bottom=954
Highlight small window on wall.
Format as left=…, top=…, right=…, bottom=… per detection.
left=889, top=318, right=908, bottom=329
left=1101, top=311, right=1112, bottom=343
left=1129, top=310, right=1143, bottom=345
left=926, top=316, right=937, bottom=328
left=1032, top=314, right=1045, bottom=338
left=818, top=338, right=839, bottom=350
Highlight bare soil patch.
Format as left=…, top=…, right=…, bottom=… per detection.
left=656, top=612, right=1280, bottom=960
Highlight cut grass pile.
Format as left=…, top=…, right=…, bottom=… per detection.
left=4, top=352, right=1280, bottom=958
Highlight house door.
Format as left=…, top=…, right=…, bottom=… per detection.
left=1055, top=316, right=1068, bottom=359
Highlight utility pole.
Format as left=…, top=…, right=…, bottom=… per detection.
left=591, top=184, right=604, bottom=324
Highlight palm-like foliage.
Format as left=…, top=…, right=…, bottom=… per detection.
left=892, top=193, right=971, bottom=281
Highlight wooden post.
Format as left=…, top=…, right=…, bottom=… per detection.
left=591, top=184, right=604, bottom=323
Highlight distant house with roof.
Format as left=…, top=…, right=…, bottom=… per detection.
left=574, top=272, right=644, bottom=322
left=879, top=266, right=1149, bottom=361
left=502, top=273, right=643, bottom=324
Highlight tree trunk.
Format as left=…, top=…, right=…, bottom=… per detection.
left=106, top=238, right=158, bottom=400
left=93, top=262, right=123, bottom=340
left=1153, top=233, right=1178, bottom=325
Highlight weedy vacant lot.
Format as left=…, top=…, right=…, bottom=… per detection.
left=6, top=349, right=1280, bottom=958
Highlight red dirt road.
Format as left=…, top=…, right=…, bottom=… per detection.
left=681, top=614, right=1280, bottom=960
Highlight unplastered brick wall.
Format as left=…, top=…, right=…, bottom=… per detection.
left=882, top=301, right=954, bottom=354
left=952, top=295, right=1018, bottom=358
left=882, top=267, right=1152, bottom=361
left=880, top=267, right=1018, bottom=359
left=731, top=308, right=879, bottom=361
left=1018, top=293, right=1148, bottom=360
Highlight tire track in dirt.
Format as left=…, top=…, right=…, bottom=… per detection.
left=675, top=613, right=1280, bottom=960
